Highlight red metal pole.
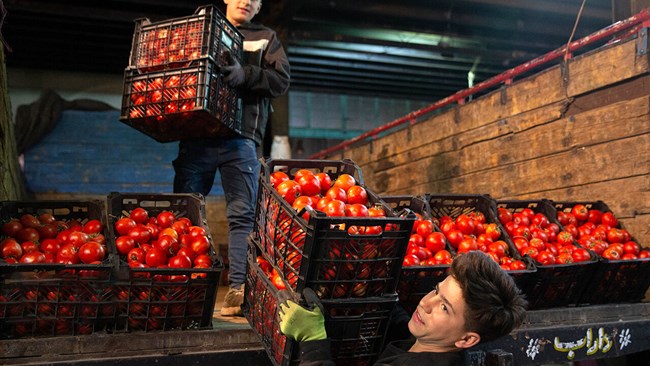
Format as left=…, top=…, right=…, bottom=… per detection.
left=309, top=8, right=650, bottom=159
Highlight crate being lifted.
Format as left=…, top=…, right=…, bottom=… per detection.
left=120, top=5, right=243, bottom=143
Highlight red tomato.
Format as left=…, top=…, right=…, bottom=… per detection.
left=488, top=241, right=508, bottom=258
left=127, top=247, right=146, bottom=264
left=623, top=241, right=640, bottom=255
left=531, top=213, right=549, bottom=228
left=296, top=173, right=321, bottom=197
left=457, top=237, right=478, bottom=253
left=556, top=231, right=574, bottom=246
left=325, top=186, right=347, bottom=202
left=129, top=207, right=149, bottom=224
left=497, top=208, right=513, bottom=224
left=536, top=250, right=556, bottom=265
left=2, top=219, right=23, bottom=237
left=271, top=272, right=287, bottom=290
left=276, top=180, right=302, bottom=205
left=20, top=251, right=46, bottom=264
left=601, top=212, right=618, bottom=228
left=484, top=223, right=502, bottom=241
left=128, top=225, right=152, bottom=245
left=446, top=230, right=464, bottom=249
left=345, top=203, right=369, bottom=217
left=587, top=209, right=603, bottom=224
left=56, top=243, right=80, bottom=264
left=194, top=254, right=212, bottom=267
left=315, top=172, right=332, bottom=195
left=512, top=212, right=530, bottom=227
left=455, top=214, right=476, bottom=236
left=346, top=185, right=368, bottom=205
left=168, top=254, right=192, bottom=268
left=324, top=199, right=346, bottom=217
left=82, top=219, right=103, bottom=235
left=509, top=260, right=527, bottom=271
left=1, top=238, right=23, bottom=259
left=40, top=238, right=61, bottom=254
left=191, top=236, right=211, bottom=255
left=416, top=220, right=434, bottom=238
left=155, top=234, right=180, bottom=257
left=638, top=250, right=650, bottom=259
left=433, top=250, right=452, bottom=265
left=156, top=211, right=177, bottom=229
left=21, top=241, right=39, bottom=254
left=425, top=232, right=446, bottom=253
left=602, top=247, right=621, bottom=260
left=115, top=217, right=137, bottom=236
left=270, top=171, right=290, bottom=188
left=571, top=204, right=589, bottom=223
left=402, top=254, right=420, bottom=267
left=16, top=227, right=40, bottom=244
left=571, top=248, right=591, bottom=263
left=368, top=206, right=386, bottom=217
left=606, top=228, right=625, bottom=244
left=333, top=174, right=356, bottom=192
left=115, top=235, right=136, bottom=256
left=20, top=214, right=40, bottom=229
left=145, top=247, right=168, bottom=267
left=78, top=241, right=106, bottom=264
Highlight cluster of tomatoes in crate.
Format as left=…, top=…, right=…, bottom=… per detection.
left=404, top=211, right=527, bottom=271
left=403, top=215, right=451, bottom=266
left=254, top=254, right=287, bottom=290
left=135, top=24, right=205, bottom=70
left=270, top=169, right=386, bottom=222
left=113, top=207, right=214, bottom=278
left=496, top=206, right=593, bottom=265
left=555, top=204, right=648, bottom=261
left=127, top=73, right=199, bottom=119
left=1, top=214, right=107, bottom=265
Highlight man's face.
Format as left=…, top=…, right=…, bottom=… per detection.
left=224, top=0, right=262, bottom=27
left=408, top=275, right=473, bottom=351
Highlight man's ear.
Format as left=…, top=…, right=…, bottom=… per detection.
left=455, top=332, right=480, bottom=349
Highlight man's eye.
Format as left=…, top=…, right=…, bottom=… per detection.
left=442, top=304, right=448, bottom=312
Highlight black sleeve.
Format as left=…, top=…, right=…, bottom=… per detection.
left=297, top=339, right=336, bottom=366
left=243, top=30, right=290, bottom=98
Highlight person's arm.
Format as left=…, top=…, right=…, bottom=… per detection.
left=279, top=289, right=335, bottom=366
left=243, top=30, right=290, bottom=97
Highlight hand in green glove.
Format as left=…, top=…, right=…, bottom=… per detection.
left=278, top=288, right=327, bottom=342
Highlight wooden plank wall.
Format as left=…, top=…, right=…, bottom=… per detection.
left=327, top=38, right=650, bottom=246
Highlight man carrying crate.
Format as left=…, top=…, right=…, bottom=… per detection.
left=173, top=0, right=290, bottom=316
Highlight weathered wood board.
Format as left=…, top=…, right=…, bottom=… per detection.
left=328, top=38, right=650, bottom=246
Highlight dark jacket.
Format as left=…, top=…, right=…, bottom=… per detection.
left=236, top=22, right=290, bottom=145
left=298, top=338, right=465, bottom=366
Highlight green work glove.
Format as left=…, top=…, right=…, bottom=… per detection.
left=278, top=288, right=327, bottom=342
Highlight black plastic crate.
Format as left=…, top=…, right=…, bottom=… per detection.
left=0, top=276, right=115, bottom=339
left=128, top=5, right=243, bottom=72
left=254, top=159, right=415, bottom=299
left=243, top=253, right=397, bottom=366
left=495, top=199, right=598, bottom=309
left=106, top=193, right=223, bottom=332
left=120, top=59, right=241, bottom=142
left=551, top=200, right=650, bottom=305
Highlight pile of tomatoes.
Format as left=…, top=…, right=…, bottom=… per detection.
left=1, top=213, right=107, bottom=265
left=404, top=210, right=527, bottom=271
left=270, top=170, right=386, bottom=220
left=555, top=204, right=647, bottom=261
left=113, top=207, right=214, bottom=278
left=497, top=206, right=592, bottom=265
left=136, top=23, right=205, bottom=70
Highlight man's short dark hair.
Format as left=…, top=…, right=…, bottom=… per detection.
left=450, top=251, right=528, bottom=342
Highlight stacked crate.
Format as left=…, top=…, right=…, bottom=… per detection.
left=0, top=200, right=115, bottom=338
left=120, top=5, right=243, bottom=142
left=243, top=159, right=416, bottom=366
